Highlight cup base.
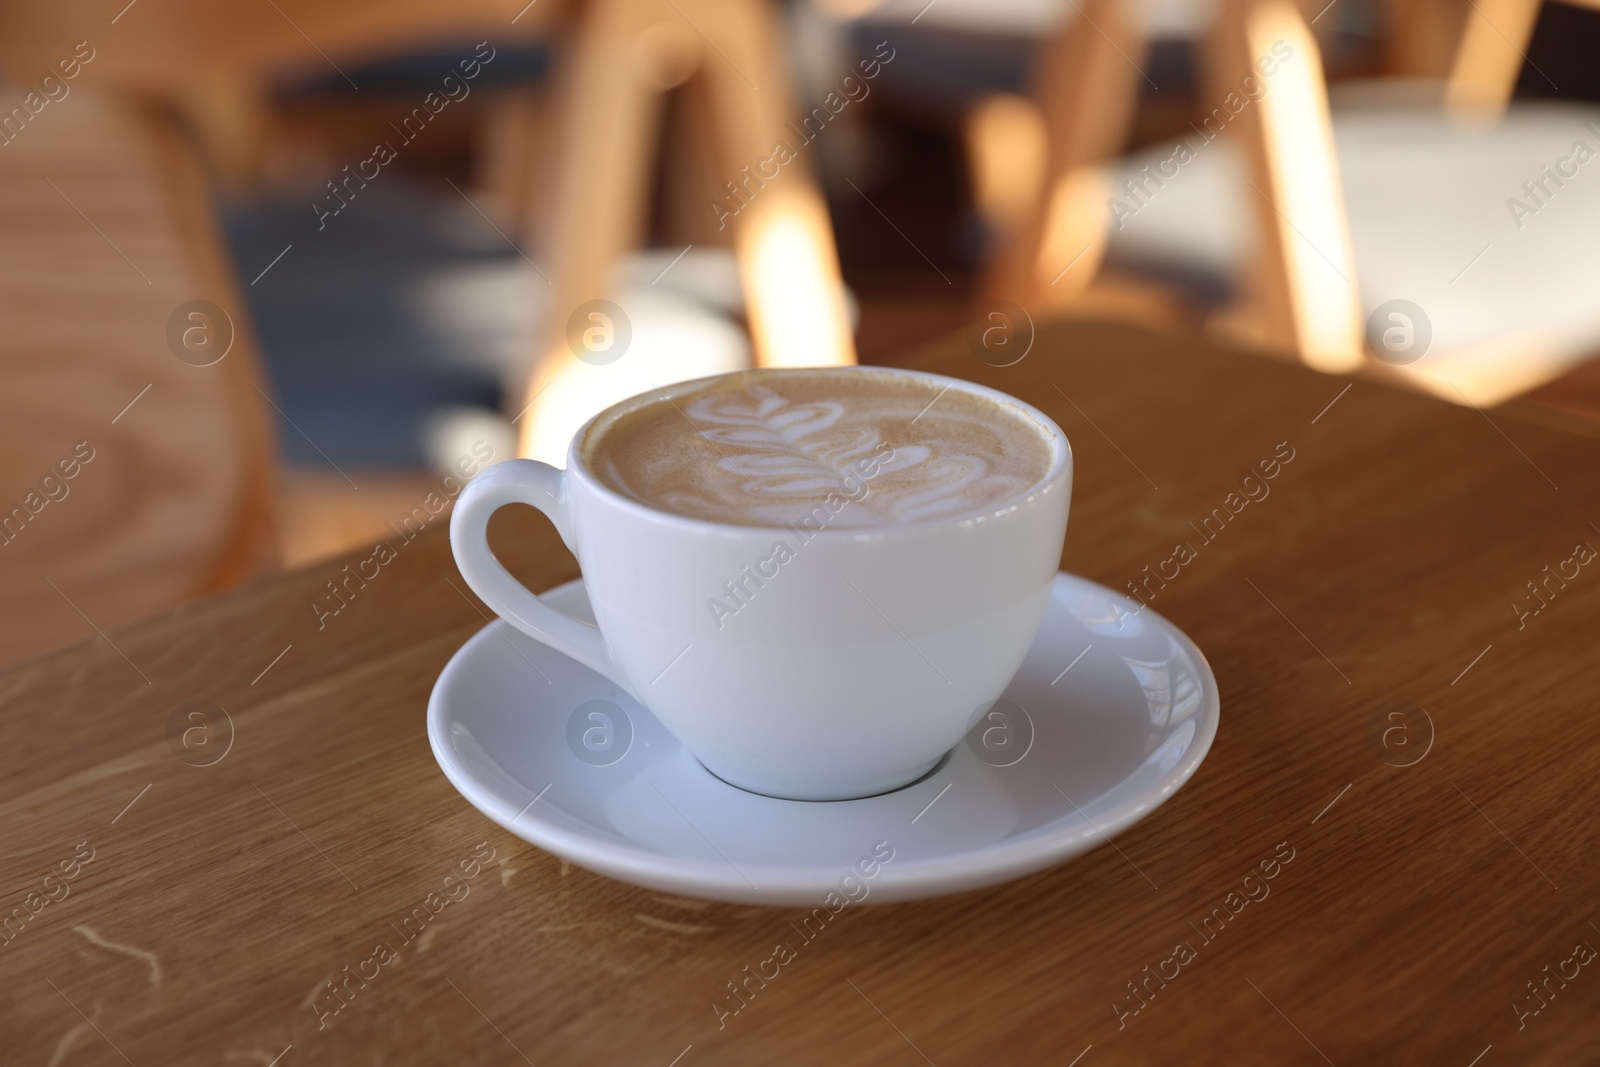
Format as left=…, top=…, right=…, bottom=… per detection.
left=695, top=750, right=950, bottom=803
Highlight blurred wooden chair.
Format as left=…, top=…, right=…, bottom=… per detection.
left=1203, top=0, right=1600, bottom=400
left=1, top=0, right=858, bottom=459
left=976, top=0, right=1600, bottom=404
left=514, top=0, right=858, bottom=459
left=0, top=91, right=277, bottom=667
left=0, top=3, right=590, bottom=576
left=972, top=0, right=1145, bottom=305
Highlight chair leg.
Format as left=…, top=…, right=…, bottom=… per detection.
left=1445, top=0, right=1542, bottom=118
left=1206, top=0, right=1365, bottom=371
left=988, top=0, right=1145, bottom=308
left=965, top=93, right=1048, bottom=259
left=514, top=0, right=855, bottom=458
left=514, top=0, right=671, bottom=458
left=1382, top=0, right=1473, bottom=80
left=694, top=0, right=856, bottom=369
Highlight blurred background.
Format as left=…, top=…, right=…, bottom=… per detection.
left=2, top=0, right=1599, bottom=665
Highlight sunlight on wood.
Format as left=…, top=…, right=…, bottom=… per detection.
left=518, top=297, right=751, bottom=465
left=1378, top=331, right=1571, bottom=408
left=1247, top=0, right=1365, bottom=372
left=739, top=189, right=857, bottom=369
left=1033, top=164, right=1111, bottom=301
left=966, top=93, right=1048, bottom=244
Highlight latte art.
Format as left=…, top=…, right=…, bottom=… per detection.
left=584, top=369, right=1054, bottom=528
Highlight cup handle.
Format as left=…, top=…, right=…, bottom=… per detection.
left=449, top=459, right=638, bottom=699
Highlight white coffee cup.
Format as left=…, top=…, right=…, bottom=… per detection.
left=450, top=367, right=1071, bottom=800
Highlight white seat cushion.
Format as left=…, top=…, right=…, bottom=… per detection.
left=415, top=247, right=859, bottom=463
left=854, top=0, right=1211, bottom=38
left=1107, top=101, right=1600, bottom=400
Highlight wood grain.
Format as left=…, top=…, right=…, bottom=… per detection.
left=2, top=319, right=1598, bottom=1065
left=0, top=91, right=276, bottom=668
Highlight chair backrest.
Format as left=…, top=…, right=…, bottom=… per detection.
left=0, top=91, right=277, bottom=666
left=0, top=0, right=566, bottom=180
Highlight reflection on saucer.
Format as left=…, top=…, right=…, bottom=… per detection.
left=1058, top=583, right=1149, bottom=638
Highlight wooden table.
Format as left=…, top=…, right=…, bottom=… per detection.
left=4, top=320, right=1599, bottom=1065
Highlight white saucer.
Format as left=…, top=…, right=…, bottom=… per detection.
left=427, top=572, right=1219, bottom=904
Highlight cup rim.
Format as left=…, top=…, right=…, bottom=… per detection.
left=562, top=366, right=1071, bottom=541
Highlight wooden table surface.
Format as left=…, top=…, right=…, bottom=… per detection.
left=4, top=320, right=1599, bottom=1065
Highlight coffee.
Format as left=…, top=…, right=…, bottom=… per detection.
left=583, top=369, right=1055, bottom=528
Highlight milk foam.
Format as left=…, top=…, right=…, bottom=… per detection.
left=585, top=370, right=1053, bottom=528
